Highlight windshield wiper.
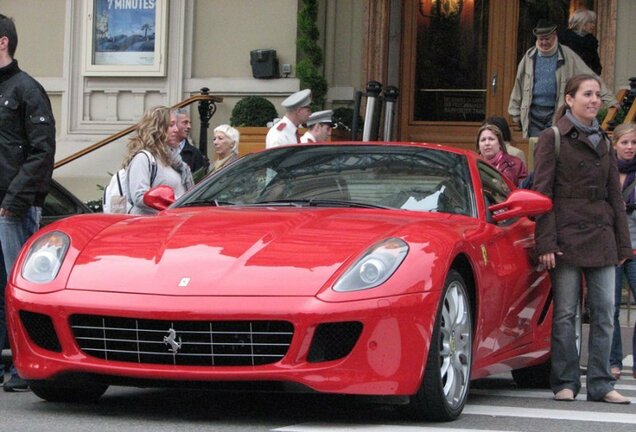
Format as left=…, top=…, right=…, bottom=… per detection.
left=252, top=199, right=388, bottom=209
left=180, top=199, right=235, bottom=207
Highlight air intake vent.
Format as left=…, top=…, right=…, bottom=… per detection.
left=19, top=310, right=62, bottom=352
left=307, top=321, right=362, bottom=363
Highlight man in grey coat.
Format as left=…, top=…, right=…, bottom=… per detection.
left=508, top=19, right=618, bottom=138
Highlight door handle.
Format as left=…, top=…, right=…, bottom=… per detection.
left=491, top=72, right=498, bottom=95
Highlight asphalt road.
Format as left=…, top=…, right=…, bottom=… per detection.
left=0, top=372, right=635, bottom=432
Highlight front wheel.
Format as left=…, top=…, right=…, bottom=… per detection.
left=29, top=380, right=108, bottom=403
left=406, top=269, right=473, bottom=421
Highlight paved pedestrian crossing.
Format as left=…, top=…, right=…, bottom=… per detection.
left=274, top=368, right=636, bottom=432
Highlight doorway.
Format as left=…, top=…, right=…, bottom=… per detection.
left=397, top=0, right=592, bottom=150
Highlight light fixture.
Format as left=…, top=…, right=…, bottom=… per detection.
left=420, top=0, right=464, bottom=19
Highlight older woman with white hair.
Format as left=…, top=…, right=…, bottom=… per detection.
left=212, top=124, right=240, bottom=172
left=558, top=8, right=602, bottom=75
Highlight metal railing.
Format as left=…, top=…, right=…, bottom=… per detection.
left=54, top=88, right=222, bottom=170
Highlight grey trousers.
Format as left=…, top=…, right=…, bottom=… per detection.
left=550, top=262, right=615, bottom=400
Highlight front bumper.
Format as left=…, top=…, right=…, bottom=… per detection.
left=7, top=285, right=440, bottom=396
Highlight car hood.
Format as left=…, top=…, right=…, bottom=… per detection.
left=66, top=207, right=448, bottom=296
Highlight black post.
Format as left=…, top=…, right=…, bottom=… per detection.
left=351, top=90, right=363, bottom=141
left=382, top=86, right=400, bottom=141
left=197, top=87, right=217, bottom=159
left=362, top=81, right=382, bottom=141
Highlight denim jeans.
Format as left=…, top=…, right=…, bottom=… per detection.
left=550, top=261, right=615, bottom=400
left=528, top=105, right=554, bottom=137
left=0, top=207, right=42, bottom=368
left=610, top=258, right=636, bottom=371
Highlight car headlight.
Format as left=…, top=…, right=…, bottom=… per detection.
left=21, top=231, right=70, bottom=283
left=333, top=238, right=408, bottom=292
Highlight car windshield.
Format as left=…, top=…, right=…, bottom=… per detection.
left=177, top=145, right=474, bottom=215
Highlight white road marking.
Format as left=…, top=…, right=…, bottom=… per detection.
left=274, top=425, right=518, bottom=432
left=462, top=405, right=636, bottom=424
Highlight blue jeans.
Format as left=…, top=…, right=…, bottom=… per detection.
left=0, top=207, right=41, bottom=370
left=610, top=258, right=636, bottom=371
left=550, top=262, right=615, bottom=400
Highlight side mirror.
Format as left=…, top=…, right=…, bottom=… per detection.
left=489, top=189, right=552, bottom=222
left=143, top=185, right=175, bottom=211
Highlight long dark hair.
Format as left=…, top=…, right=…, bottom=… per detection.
left=555, top=74, right=601, bottom=121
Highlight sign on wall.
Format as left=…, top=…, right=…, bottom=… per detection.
left=83, top=0, right=167, bottom=76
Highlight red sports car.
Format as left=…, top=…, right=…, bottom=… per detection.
left=6, top=142, right=552, bottom=421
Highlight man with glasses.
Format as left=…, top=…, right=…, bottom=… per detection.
left=0, top=14, right=56, bottom=392
left=266, top=89, right=312, bottom=148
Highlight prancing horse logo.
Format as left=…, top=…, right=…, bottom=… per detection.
left=163, top=328, right=182, bottom=354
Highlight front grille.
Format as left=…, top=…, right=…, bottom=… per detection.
left=20, top=310, right=62, bottom=352
left=307, top=321, right=362, bottom=363
left=69, top=315, right=294, bottom=366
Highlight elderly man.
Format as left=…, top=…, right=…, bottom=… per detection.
left=300, top=110, right=335, bottom=143
left=265, top=89, right=312, bottom=148
left=508, top=19, right=618, bottom=138
left=173, top=109, right=209, bottom=174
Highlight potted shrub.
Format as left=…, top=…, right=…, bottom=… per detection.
left=230, top=96, right=278, bottom=155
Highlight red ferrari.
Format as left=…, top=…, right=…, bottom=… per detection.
left=6, top=142, right=552, bottom=421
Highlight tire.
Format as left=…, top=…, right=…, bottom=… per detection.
left=406, top=269, right=473, bottom=421
left=29, top=380, right=108, bottom=403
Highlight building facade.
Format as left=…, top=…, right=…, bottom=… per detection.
left=3, top=0, right=635, bottom=200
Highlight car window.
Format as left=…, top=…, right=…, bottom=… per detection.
left=43, top=183, right=80, bottom=217
left=478, top=161, right=513, bottom=223
left=178, top=145, right=475, bottom=216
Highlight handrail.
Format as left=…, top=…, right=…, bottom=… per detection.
left=601, top=88, right=628, bottom=131
left=54, top=92, right=223, bottom=169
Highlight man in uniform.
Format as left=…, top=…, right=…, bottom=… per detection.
left=265, top=89, right=312, bottom=149
left=300, top=110, right=335, bottom=143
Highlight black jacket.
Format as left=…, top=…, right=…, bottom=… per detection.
left=180, top=139, right=209, bottom=174
left=558, top=29, right=602, bottom=75
left=0, top=60, right=56, bottom=216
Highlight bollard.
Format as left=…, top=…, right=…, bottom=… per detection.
left=362, top=81, right=382, bottom=141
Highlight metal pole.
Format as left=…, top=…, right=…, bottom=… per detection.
left=197, top=87, right=218, bottom=159
left=351, top=90, right=363, bottom=141
left=382, top=86, right=400, bottom=141
left=362, top=81, right=382, bottom=141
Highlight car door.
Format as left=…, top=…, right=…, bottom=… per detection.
left=474, top=162, right=550, bottom=361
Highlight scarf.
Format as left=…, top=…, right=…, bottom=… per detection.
left=212, top=153, right=235, bottom=172
left=486, top=150, right=505, bottom=166
left=565, top=110, right=603, bottom=148
left=618, top=158, right=636, bottom=206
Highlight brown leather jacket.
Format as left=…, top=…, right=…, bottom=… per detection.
left=532, top=115, right=631, bottom=267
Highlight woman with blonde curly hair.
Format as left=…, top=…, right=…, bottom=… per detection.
left=124, top=106, right=193, bottom=214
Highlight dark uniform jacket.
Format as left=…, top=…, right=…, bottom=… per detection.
left=0, top=60, right=56, bottom=217
left=558, top=29, right=602, bottom=75
left=180, top=139, right=209, bottom=174
left=532, top=115, right=631, bottom=267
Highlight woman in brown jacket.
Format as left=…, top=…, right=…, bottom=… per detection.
left=533, top=74, right=631, bottom=404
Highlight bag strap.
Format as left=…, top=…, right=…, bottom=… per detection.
left=115, top=170, right=124, bottom=195
left=551, top=125, right=560, bottom=160
left=139, top=149, right=158, bottom=186
left=623, top=178, right=636, bottom=201
left=126, top=150, right=158, bottom=206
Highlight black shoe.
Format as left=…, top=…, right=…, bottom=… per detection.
left=3, top=374, right=29, bottom=392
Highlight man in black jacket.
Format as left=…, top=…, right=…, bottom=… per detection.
left=174, top=109, right=209, bottom=175
left=0, top=14, right=55, bottom=392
